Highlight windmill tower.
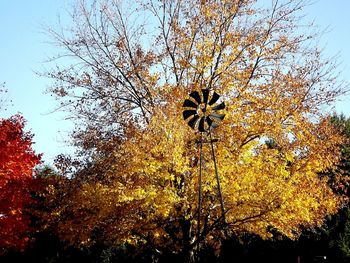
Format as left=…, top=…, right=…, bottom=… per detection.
left=182, top=89, right=226, bottom=260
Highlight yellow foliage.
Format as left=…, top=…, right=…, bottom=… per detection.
left=43, top=0, right=346, bottom=254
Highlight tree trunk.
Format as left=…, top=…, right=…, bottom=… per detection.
left=181, top=219, right=195, bottom=263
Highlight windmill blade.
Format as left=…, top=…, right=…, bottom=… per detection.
left=183, top=109, right=197, bottom=120
left=190, top=91, right=201, bottom=104
left=202, top=89, right=209, bottom=105
left=188, top=115, right=199, bottom=129
left=210, top=122, right=220, bottom=129
left=183, top=99, right=198, bottom=108
left=208, top=91, right=220, bottom=106
left=212, top=101, right=225, bottom=111
left=198, top=117, right=206, bottom=132
left=206, top=116, right=213, bottom=128
left=209, top=112, right=225, bottom=121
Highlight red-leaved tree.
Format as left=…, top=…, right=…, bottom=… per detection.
left=0, top=115, right=41, bottom=253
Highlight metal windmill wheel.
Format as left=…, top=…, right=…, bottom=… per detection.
left=182, top=89, right=226, bottom=132
left=182, top=89, right=226, bottom=261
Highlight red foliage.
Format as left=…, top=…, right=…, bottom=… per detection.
left=0, top=115, right=41, bottom=253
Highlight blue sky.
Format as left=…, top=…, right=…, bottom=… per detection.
left=0, top=1, right=350, bottom=164
left=0, top=0, right=73, bottom=163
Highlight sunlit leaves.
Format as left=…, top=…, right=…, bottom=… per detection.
left=43, top=0, right=347, bottom=257
left=0, top=115, right=41, bottom=253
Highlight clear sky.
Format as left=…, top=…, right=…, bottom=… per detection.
left=0, top=0, right=74, bottom=164
left=0, top=1, right=350, bottom=164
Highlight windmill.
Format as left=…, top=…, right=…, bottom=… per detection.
left=182, top=89, right=226, bottom=260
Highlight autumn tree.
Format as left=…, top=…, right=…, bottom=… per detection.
left=0, top=115, right=41, bottom=253
left=294, top=114, right=350, bottom=263
left=43, top=0, right=347, bottom=261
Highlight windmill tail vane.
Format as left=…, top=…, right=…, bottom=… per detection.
left=182, top=88, right=226, bottom=260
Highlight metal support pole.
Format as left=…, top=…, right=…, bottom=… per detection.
left=208, top=130, right=226, bottom=224
left=197, top=133, right=203, bottom=262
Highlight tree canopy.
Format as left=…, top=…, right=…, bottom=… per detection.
left=0, top=115, right=41, bottom=253
left=40, top=0, right=347, bottom=261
